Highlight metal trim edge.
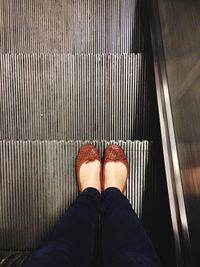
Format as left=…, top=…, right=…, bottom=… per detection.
left=147, top=0, right=192, bottom=266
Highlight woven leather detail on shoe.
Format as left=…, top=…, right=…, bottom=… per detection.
left=103, top=144, right=129, bottom=192
left=104, top=144, right=129, bottom=168
left=76, top=144, right=101, bottom=192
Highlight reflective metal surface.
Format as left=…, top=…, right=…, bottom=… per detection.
left=0, top=54, right=151, bottom=140
left=0, top=252, right=29, bottom=266
left=0, top=0, right=138, bottom=53
left=0, top=140, right=153, bottom=264
left=149, top=0, right=200, bottom=266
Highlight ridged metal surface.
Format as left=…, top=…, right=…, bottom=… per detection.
left=0, top=252, right=29, bottom=267
left=0, top=53, right=150, bottom=140
left=0, top=0, right=141, bottom=53
left=0, top=140, right=152, bottom=252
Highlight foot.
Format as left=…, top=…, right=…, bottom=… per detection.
left=76, top=144, right=101, bottom=192
left=79, top=160, right=101, bottom=192
left=103, top=144, right=129, bottom=192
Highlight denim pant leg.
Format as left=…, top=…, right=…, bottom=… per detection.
left=23, top=188, right=101, bottom=267
left=101, top=188, right=161, bottom=267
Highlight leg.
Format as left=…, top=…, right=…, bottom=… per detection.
left=101, top=188, right=161, bottom=267
left=23, top=188, right=101, bottom=267
left=23, top=144, right=102, bottom=267
left=101, top=144, right=161, bottom=267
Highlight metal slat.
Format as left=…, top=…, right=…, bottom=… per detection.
left=0, top=140, right=153, bottom=251
left=0, top=53, right=150, bottom=140
left=0, top=0, right=141, bottom=53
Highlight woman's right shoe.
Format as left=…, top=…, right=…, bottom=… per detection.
left=103, top=144, right=129, bottom=192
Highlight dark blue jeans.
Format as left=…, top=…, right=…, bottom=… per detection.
left=23, top=188, right=161, bottom=267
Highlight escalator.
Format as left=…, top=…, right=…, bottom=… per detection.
left=0, top=0, right=176, bottom=266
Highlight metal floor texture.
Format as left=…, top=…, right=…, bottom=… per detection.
left=0, top=0, right=140, bottom=53
left=0, top=0, right=157, bottom=266
left=0, top=140, right=153, bottom=266
left=0, top=53, right=150, bottom=140
left=0, top=140, right=152, bottom=249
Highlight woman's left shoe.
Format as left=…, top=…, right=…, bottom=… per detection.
left=76, top=144, right=102, bottom=192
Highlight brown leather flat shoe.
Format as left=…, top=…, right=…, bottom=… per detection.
left=103, top=144, right=129, bottom=192
left=76, top=144, right=102, bottom=192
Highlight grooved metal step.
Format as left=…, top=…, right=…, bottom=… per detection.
left=0, top=252, right=29, bottom=267
left=0, top=53, right=150, bottom=140
left=0, top=140, right=153, bottom=255
left=0, top=0, right=141, bottom=53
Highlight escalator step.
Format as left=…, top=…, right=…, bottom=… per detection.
left=0, top=53, right=150, bottom=140
left=0, top=0, right=141, bottom=53
left=0, top=252, right=30, bottom=267
left=0, top=140, right=153, bottom=252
